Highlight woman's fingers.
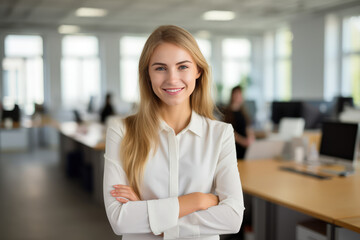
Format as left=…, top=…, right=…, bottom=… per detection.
left=111, top=190, right=133, bottom=199
left=116, top=197, right=129, bottom=203
left=111, top=185, right=140, bottom=201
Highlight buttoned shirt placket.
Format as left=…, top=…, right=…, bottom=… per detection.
left=168, top=130, right=179, bottom=198
left=163, top=127, right=181, bottom=238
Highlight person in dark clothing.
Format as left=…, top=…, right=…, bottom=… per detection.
left=100, top=93, right=115, bottom=123
left=223, top=86, right=255, bottom=240
left=224, top=86, right=255, bottom=159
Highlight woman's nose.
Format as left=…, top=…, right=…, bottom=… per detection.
left=167, top=68, right=179, bottom=83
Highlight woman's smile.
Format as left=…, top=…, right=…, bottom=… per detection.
left=163, top=87, right=185, bottom=95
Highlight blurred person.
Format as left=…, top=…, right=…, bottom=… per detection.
left=100, top=93, right=115, bottom=123
left=224, top=86, right=255, bottom=240
left=103, top=25, right=244, bottom=239
left=224, top=86, right=255, bottom=160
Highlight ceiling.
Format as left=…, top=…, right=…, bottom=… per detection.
left=1, top=0, right=360, bottom=35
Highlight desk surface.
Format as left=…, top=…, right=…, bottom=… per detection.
left=335, top=217, right=360, bottom=234
left=0, top=114, right=58, bottom=129
left=238, top=159, right=360, bottom=227
left=59, top=122, right=105, bottom=150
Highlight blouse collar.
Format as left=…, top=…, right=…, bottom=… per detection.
left=159, top=110, right=203, bottom=137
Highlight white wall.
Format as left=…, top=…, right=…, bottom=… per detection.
left=291, top=14, right=326, bottom=100
left=43, top=32, right=63, bottom=119
left=249, top=36, right=265, bottom=125
left=99, top=33, right=132, bottom=115
left=0, top=35, right=4, bottom=99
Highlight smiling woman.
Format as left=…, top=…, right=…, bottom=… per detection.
left=103, top=25, right=244, bottom=240
left=148, top=43, right=200, bottom=111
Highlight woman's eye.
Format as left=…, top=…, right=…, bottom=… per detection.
left=155, top=66, right=166, bottom=71
left=179, top=65, right=188, bottom=70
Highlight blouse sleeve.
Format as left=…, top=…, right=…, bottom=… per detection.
left=103, top=120, right=179, bottom=236
left=164, top=124, right=245, bottom=239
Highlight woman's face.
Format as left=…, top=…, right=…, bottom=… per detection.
left=232, top=89, right=243, bottom=106
left=148, top=42, right=200, bottom=109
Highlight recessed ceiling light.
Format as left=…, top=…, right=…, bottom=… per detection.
left=202, top=10, right=235, bottom=21
left=58, top=25, right=80, bottom=34
left=196, top=30, right=211, bottom=38
left=75, top=7, right=108, bottom=17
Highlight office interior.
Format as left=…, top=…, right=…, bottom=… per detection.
left=1, top=0, right=360, bottom=240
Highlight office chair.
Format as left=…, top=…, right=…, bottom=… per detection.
left=244, top=140, right=285, bottom=160
left=277, top=117, right=305, bottom=139
left=267, top=117, right=305, bottom=141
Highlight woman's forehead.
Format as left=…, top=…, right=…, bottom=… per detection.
left=150, top=42, right=195, bottom=64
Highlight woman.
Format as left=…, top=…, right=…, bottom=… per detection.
left=224, top=86, right=255, bottom=159
left=103, top=25, right=244, bottom=240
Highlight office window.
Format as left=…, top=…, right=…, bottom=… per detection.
left=120, top=36, right=147, bottom=103
left=275, top=28, right=292, bottom=101
left=196, top=38, right=212, bottom=64
left=2, top=35, right=44, bottom=115
left=61, top=35, right=100, bottom=109
left=324, top=14, right=340, bottom=101
left=342, top=16, right=360, bottom=106
left=264, top=32, right=275, bottom=101
left=222, top=38, right=251, bottom=102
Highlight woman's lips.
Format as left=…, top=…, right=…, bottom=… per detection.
left=163, top=87, right=185, bottom=95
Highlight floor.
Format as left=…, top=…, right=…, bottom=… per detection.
left=0, top=147, right=120, bottom=240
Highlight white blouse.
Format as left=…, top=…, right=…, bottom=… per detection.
left=103, top=111, right=244, bottom=240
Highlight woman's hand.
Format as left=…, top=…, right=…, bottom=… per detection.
left=178, top=192, right=219, bottom=218
left=199, top=193, right=219, bottom=210
left=111, top=185, right=140, bottom=203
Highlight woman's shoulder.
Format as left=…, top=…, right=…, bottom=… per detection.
left=200, top=114, right=233, bottom=132
left=106, top=115, right=127, bottom=135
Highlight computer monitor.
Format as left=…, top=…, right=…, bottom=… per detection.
left=271, top=101, right=302, bottom=125
left=319, top=121, right=359, bottom=169
left=334, top=96, right=353, bottom=117
left=271, top=100, right=335, bottom=129
left=1, top=104, right=21, bottom=122
left=302, top=100, right=334, bottom=129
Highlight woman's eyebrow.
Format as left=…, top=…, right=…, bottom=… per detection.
left=176, top=60, right=192, bottom=65
left=151, top=60, right=192, bottom=67
left=151, top=62, right=167, bottom=66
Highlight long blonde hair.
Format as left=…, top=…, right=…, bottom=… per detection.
left=120, top=25, right=215, bottom=197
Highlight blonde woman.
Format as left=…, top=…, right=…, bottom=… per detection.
left=103, top=25, right=244, bottom=240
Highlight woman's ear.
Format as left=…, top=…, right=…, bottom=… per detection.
left=196, top=67, right=202, bottom=80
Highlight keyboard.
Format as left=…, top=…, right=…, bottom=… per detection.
left=279, top=166, right=331, bottom=180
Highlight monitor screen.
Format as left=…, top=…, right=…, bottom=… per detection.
left=302, top=100, right=334, bottom=129
left=271, top=101, right=302, bottom=125
left=334, top=96, right=353, bottom=116
left=319, top=121, right=359, bottom=162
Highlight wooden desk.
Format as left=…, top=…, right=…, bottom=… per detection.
left=58, top=121, right=105, bottom=204
left=238, top=159, right=360, bottom=239
left=0, top=114, right=58, bottom=129
left=335, top=217, right=360, bottom=234
left=0, top=115, right=58, bottom=151
left=59, top=122, right=105, bottom=150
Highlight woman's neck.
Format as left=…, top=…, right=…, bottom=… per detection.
left=160, top=104, right=192, bottom=135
